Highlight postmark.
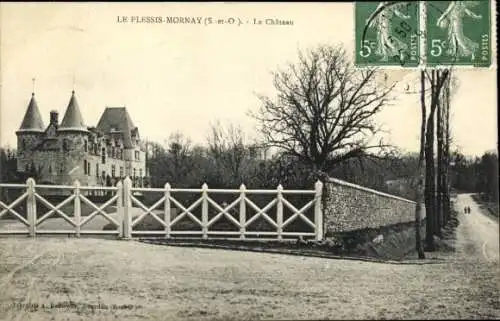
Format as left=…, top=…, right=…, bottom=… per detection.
left=426, top=0, right=491, bottom=67
left=355, top=1, right=420, bottom=67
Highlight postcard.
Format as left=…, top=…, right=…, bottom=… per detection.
left=0, top=2, right=498, bottom=320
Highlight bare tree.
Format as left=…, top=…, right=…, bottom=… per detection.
left=167, top=132, right=191, bottom=155
left=437, top=74, right=453, bottom=230
left=411, top=68, right=452, bottom=256
left=441, top=74, right=458, bottom=226
left=207, top=121, right=252, bottom=185
left=414, top=70, right=427, bottom=259
left=165, top=132, right=192, bottom=184
left=252, top=44, right=395, bottom=172
left=436, top=77, right=444, bottom=235
left=423, top=69, right=450, bottom=251
left=442, top=76, right=454, bottom=224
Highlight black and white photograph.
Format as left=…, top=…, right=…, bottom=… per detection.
left=0, top=2, right=498, bottom=320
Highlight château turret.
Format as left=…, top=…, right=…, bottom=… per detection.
left=16, top=92, right=45, bottom=133
left=58, top=90, right=87, bottom=132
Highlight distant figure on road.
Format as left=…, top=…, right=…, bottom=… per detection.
left=467, top=206, right=471, bottom=214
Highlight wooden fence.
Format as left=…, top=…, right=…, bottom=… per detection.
left=0, top=177, right=324, bottom=240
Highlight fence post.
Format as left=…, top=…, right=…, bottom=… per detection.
left=202, top=183, right=208, bottom=239
left=314, top=180, right=324, bottom=241
left=239, top=184, right=246, bottom=239
left=276, top=184, right=283, bottom=240
left=164, top=183, right=171, bottom=238
left=116, top=180, right=123, bottom=238
left=123, top=176, right=132, bottom=239
left=74, top=180, right=81, bottom=238
left=26, top=178, right=36, bottom=237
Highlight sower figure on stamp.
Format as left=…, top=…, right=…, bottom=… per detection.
left=366, top=1, right=411, bottom=62
left=436, top=1, right=483, bottom=60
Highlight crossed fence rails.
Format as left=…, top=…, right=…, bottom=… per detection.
left=0, top=177, right=324, bottom=240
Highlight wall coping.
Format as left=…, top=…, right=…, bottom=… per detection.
left=326, top=177, right=416, bottom=204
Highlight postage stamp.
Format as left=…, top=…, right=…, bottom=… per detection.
left=355, top=1, right=420, bottom=67
left=426, top=0, right=491, bottom=67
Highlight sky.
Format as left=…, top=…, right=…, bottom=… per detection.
left=0, top=2, right=497, bottom=157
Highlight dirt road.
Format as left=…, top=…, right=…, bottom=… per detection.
left=455, top=193, right=499, bottom=263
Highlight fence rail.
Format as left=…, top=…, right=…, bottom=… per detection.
left=0, top=177, right=324, bottom=240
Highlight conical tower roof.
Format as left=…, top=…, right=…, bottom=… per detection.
left=59, top=90, right=87, bottom=132
left=17, top=93, right=45, bottom=133
left=96, top=107, right=136, bottom=148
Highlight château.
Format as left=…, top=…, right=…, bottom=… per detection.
left=16, top=90, right=147, bottom=187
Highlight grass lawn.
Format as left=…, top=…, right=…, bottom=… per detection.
left=0, top=238, right=499, bottom=320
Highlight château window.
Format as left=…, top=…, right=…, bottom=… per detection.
left=96, top=164, right=99, bottom=177
left=135, top=151, right=140, bottom=161
left=83, top=160, right=88, bottom=175
left=63, top=139, right=70, bottom=151
left=133, top=168, right=137, bottom=177
left=111, top=165, right=116, bottom=178
left=119, top=166, right=124, bottom=177
left=139, top=169, right=142, bottom=177
left=87, top=162, right=91, bottom=176
left=101, top=148, right=106, bottom=164
left=84, top=140, right=88, bottom=152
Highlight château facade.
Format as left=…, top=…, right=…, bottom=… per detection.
left=16, top=90, right=147, bottom=187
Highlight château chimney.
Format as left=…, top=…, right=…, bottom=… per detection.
left=50, top=110, right=59, bottom=126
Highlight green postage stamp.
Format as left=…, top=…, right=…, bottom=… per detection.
left=426, top=1, right=491, bottom=67
left=355, top=1, right=492, bottom=68
left=355, top=1, right=420, bottom=67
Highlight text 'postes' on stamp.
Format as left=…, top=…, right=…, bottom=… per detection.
left=355, top=1, right=420, bottom=68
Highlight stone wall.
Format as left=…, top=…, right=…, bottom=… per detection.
left=323, top=177, right=422, bottom=235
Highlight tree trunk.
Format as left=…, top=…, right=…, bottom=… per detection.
left=443, top=78, right=451, bottom=223
left=436, top=89, right=443, bottom=236
left=415, top=70, right=426, bottom=259
left=424, top=70, right=437, bottom=251
left=425, top=112, right=436, bottom=247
